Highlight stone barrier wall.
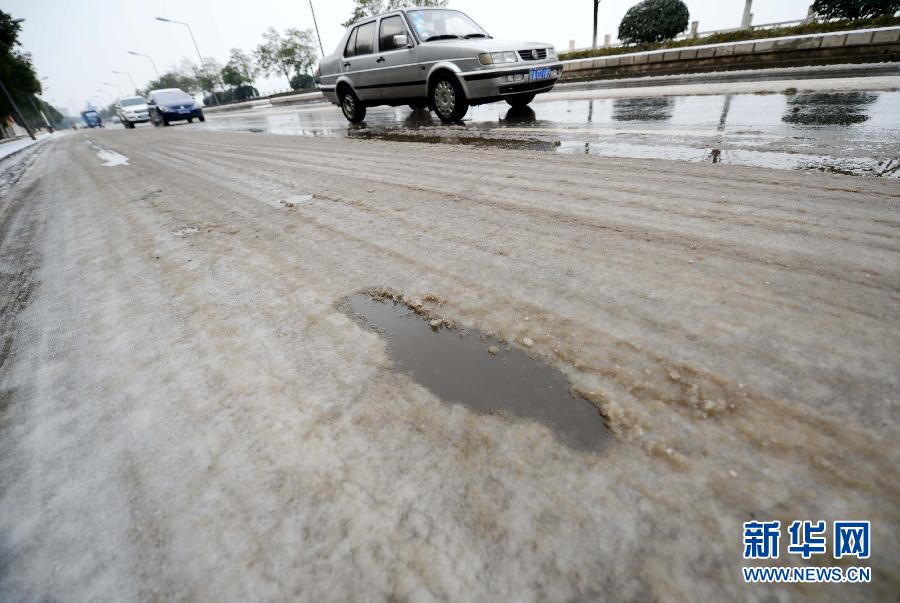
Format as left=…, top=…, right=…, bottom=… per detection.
left=561, top=27, right=900, bottom=81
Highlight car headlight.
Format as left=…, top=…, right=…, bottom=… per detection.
left=547, top=47, right=557, bottom=60
left=491, top=51, right=518, bottom=64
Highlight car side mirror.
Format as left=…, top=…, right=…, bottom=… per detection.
left=393, top=34, right=410, bottom=48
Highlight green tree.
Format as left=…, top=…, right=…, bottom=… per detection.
left=618, top=0, right=690, bottom=45
left=143, top=69, right=198, bottom=95
left=0, top=11, right=42, bottom=127
left=343, top=0, right=448, bottom=27
left=811, top=0, right=900, bottom=20
left=255, top=27, right=318, bottom=90
left=188, top=57, right=224, bottom=95
left=222, top=48, right=258, bottom=87
left=290, top=73, right=316, bottom=90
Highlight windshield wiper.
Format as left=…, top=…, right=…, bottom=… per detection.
left=425, top=34, right=461, bottom=42
left=464, top=33, right=491, bottom=39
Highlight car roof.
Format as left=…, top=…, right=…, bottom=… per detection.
left=347, top=6, right=450, bottom=27
left=149, top=88, right=188, bottom=95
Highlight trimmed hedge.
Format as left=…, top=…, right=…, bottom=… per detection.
left=559, top=14, right=900, bottom=61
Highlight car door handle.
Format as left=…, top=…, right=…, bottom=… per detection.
left=343, top=62, right=351, bottom=68
left=376, top=57, right=385, bottom=63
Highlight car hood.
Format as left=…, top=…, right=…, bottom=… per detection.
left=420, top=38, right=554, bottom=53
left=121, top=104, right=149, bottom=112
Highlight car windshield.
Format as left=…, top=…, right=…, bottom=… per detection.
left=155, top=91, right=192, bottom=105
left=406, top=10, right=489, bottom=42
left=120, top=98, right=145, bottom=107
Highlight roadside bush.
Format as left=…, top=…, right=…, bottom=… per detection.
left=618, top=0, right=690, bottom=45
left=812, top=0, right=900, bottom=20
left=290, top=73, right=316, bottom=91
left=559, top=14, right=900, bottom=61
left=203, top=85, right=259, bottom=106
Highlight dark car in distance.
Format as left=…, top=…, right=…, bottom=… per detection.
left=147, top=88, right=205, bottom=127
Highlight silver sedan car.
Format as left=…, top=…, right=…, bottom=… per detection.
left=317, top=8, right=563, bottom=124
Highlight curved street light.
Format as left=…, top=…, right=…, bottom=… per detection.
left=128, top=50, right=161, bottom=77
left=112, top=70, right=139, bottom=95
left=155, top=16, right=221, bottom=105
left=103, top=81, right=124, bottom=97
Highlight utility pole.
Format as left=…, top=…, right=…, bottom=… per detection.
left=741, top=0, right=753, bottom=30
left=28, top=95, right=53, bottom=133
left=592, top=0, right=600, bottom=49
left=309, top=0, right=325, bottom=56
left=0, top=78, right=36, bottom=140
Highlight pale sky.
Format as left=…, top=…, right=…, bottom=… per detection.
left=8, top=0, right=814, bottom=114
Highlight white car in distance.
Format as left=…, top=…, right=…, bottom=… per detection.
left=116, top=96, right=151, bottom=129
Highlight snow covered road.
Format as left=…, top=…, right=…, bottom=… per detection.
left=0, top=129, right=898, bottom=601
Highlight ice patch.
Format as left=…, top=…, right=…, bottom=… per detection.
left=278, top=194, right=314, bottom=209
left=85, top=139, right=130, bottom=167
left=173, top=226, right=200, bottom=237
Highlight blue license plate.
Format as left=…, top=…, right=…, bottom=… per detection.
left=179, top=108, right=191, bottom=114
left=529, top=67, right=552, bottom=81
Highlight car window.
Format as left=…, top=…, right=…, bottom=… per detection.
left=120, top=98, right=145, bottom=107
left=407, top=9, right=488, bottom=41
left=379, top=16, right=409, bottom=52
left=344, top=27, right=358, bottom=58
left=155, top=91, right=192, bottom=105
left=354, top=22, right=376, bottom=55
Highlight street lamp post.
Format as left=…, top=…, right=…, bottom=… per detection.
left=128, top=50, right=161, bottom=77
left=156, top=17, right=220, bottom=106
left=104, top=81, right=124, bottom=98
left=112, top=70, right=139, bottom=95
left=97, top=89, right=114, bottom=105
left=309, top=0, right=325, bottom=56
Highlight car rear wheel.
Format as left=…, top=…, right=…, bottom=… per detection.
left=198, top=114, right=205, bottom=122
left=162, top=117, right=170, bottom=127
left=187, top=118, right=193, bottom=123
left=430, top=75, right=468, bottom=124
left=506, top=93, right=536, bottom=108
left=339, top=88, right=366, bottom=124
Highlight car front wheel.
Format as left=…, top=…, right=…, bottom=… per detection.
left=430, top=74, right=468, bottom=124
left=506, top=93, right=536, bottom=108
left=339, top=88, right=366, bottom=124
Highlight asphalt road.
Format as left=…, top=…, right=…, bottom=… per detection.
left=0, top=114, right=898, bottom=601
left=193, top=73, right=900, bottom=178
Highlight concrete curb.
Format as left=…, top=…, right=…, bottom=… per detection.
left=561, top=26, right=900, bottom=81
left=205, top=91, right=326, bottom=114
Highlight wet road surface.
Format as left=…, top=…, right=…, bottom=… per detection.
left=3, top=116, right=899, bottom=602
left=191, top=87, right=900, bottom=178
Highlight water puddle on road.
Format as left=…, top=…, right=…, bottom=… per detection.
left=342, top=293, right=608, bottom=452
left=347, top=129, right=561, bottom=152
